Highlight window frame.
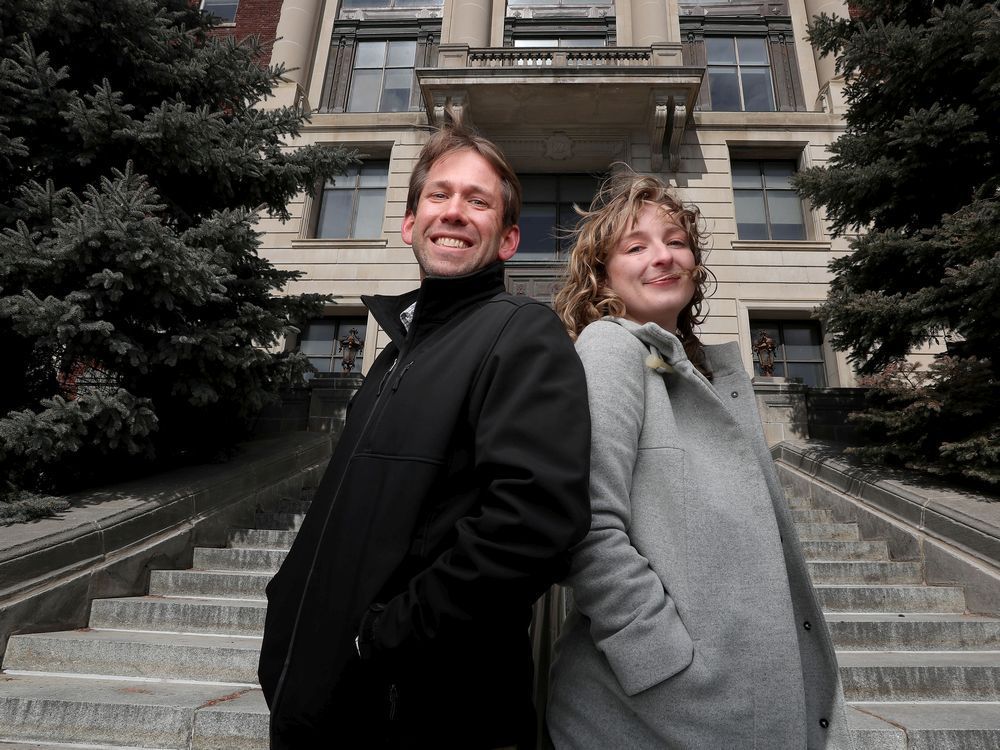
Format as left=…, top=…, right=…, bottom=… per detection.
left=200, top=0, right=239, bottom=24
left=320, top=19, right=441, bottom=114
left=680, top=11, right=805, bottom=112
left=313, top=159, right=390, bottom=240
left=504, top=17, right=617, bottom=48
left=749, top=318, right=828, bottom=387
left=299, top=316, right=370, bottom=377
left=513, top=173, right=604, bottom=263
left=730, top=157, right=807, bottom=242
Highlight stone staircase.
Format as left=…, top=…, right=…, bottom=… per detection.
left=2, top=490, right=1000, bottom=748
left=789, top=495, right=1000, bottom=749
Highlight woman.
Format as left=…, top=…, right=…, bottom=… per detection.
left=548, top=173, right=854, bottom=749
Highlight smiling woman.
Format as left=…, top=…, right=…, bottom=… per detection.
left=548, top=173, right=856, bottom=750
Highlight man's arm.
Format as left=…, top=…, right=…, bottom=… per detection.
left=365, top=302, right=591, bottom=652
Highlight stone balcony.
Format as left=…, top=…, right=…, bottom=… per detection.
left=416, top=43, right=704, bottom=171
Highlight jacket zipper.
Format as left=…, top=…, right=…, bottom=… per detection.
left=388, top=683, right=399, bottom=721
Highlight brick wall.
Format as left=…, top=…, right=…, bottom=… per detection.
left=208, top=0, right=284, bottom=63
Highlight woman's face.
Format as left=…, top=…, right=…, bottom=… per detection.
left=604, top=203, right=697, bottom=332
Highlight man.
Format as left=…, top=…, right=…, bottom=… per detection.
left=258, top=119, right=592, bottom=749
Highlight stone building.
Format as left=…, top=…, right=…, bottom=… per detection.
left=220, top=0, right=855, bottom=391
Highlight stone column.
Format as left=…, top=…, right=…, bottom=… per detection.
left=630, top=0, right=671, bottom=47
left=268, top=0, right=325, bottom=109
left=802, top=0, right=849, bottom=111
left=442, top=0, right=492, bottom=48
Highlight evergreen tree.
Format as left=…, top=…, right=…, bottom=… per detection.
left=796, top=0, right=1000, bottom=486
left=0, top=0, right=354, bottom=512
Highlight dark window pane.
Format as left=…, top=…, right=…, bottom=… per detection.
left=731, top=162, right=763, bottom=189
left=706, top=36, right=736, bottom=63
left=354, top=41, right=386, bottom=69
left=300, top=322, right=336, bottom=357
left=736, top=36, right=769, bottom=64
left=519, top=204, right=559, bottom=258
left=782, top=325, right=822, bottom=359
left=317, top=190, right=354, bottom=238
left=520, top=175, right=557, bottom=201
left=561, top=175, right=600, bottom=202
left=762, top=161, right=796, bottom=189
left=386, top=40, right=416, bottom=68
left=740, top=67, right=775, bottom=111
left=380, top=68, right=412, bottom=112
left=559, top=37, right=606, bottom=47
left=354, top=188, right=386, bottom=237
left=358, top=163, right=388, bottom=187
left=786, top=362, right=827, bottom=387
left=708, top=66, right=741, bottom=110
left=734, top=189, right=768, bottom=239
left=347, top=68, right=381, bottom=111
left=202, top=0, right=239, bottom=22
left=766, top=192, right=805, bottom=240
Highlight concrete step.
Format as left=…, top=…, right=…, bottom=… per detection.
left=791, top=509, right=834, bottom=523
left=89, top=596, right=267, bottom=636
left=254, top=511, right=304, bottom=531
left=847, top=702, right=1000, bottom=749
left=817, top=584, right=967, bottom=613
left=839, top=651, right=1000, bottom=701
left=806, top=560, right=923, bottom=585
left=3, top=629, right=261, bottom=684
left=228, top=528, right=296, bottom=550
left=0, top=673, right=260, bottom=748
left=828, top=613, right=1000, bottom=651
left=148, top=570, right=271, bottom=599
left=191, top=687, right=268, bottom=750
left=800, top=540, right=890, bottom=561
left=795, top=522, right=861, bottom=541
left=277, top=499, right=311, bottom=514
left=193, top=547, right=287, bottom=573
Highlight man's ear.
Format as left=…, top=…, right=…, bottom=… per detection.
left=401, top=211, right=415, bottom=246
left=497, top=225, right=519, bottom=261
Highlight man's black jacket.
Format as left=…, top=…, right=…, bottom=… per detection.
left=258, top=263, right=591, bottom=748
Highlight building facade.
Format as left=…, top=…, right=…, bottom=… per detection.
left=232, top=0, right=855, bottom=388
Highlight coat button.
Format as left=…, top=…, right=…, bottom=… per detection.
left=819, top=718, right=829, bottom=729
left=803, top=621, right=811, bottom=630
left=730, top=391, right=739, bottom=398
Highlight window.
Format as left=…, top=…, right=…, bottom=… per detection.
left=201, top=0, right=238, bottom=23
left=705, top=36, right=774, bottom=111
left=300, top=318, right=369, bottom=375
left=347, top=40, right=417, bottom=113
left=517, top=174, right=601, bottom=261
left=513, top=37, right=606, bottom=48
left=320, top=22, right=439, bottom=113
left=340, top=0, right=442, bottom=11
left=508, top=0, right=608, bottom=6
left=680, top=12, right=805, bottom=112
left=315, top=161, right=388, bottom=239
left=750, top=320, right=827, bottom=387
left=732, top=160, right=805, bottom=241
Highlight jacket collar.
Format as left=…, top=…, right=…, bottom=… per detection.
left=604, top=317, right=743, bottom=379
left=364, top=262, right=507, bottom=349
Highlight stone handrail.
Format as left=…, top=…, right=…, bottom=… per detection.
left=467, top=46, right=653, bottom=68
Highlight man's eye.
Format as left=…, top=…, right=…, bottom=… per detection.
left=470, top=199, right=487, bottom=207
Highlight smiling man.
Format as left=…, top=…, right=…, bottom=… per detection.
left=258, top=119, right=592, bottom=749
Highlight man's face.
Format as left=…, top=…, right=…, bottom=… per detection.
left=402, top=149, right=519, bottom=278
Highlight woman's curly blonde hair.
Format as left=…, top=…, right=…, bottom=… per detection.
left=553, top=170, right=714, bottom=376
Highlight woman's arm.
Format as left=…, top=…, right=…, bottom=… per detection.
left=568, top=321, right=693, bottom=696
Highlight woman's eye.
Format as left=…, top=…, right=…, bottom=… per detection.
left=625, top=245, right=643, bottom=254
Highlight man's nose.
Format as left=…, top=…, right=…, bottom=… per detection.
left=440, top=196, right=467, bottom=223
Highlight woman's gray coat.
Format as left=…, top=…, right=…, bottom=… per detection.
left=548, top=318, right=854, bottom=750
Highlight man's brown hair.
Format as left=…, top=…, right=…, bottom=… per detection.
left=406, top=112, right=522, bottom=228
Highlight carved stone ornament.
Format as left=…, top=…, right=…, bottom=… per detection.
left=543, top=133, right=573, bottom=161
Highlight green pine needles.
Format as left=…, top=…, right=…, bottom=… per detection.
left=0, top=0, right=355, bottom=520
left=796, top=1, right=1000, bottom=488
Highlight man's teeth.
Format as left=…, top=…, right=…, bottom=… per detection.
left=437, top=237, right=470, bottom=248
